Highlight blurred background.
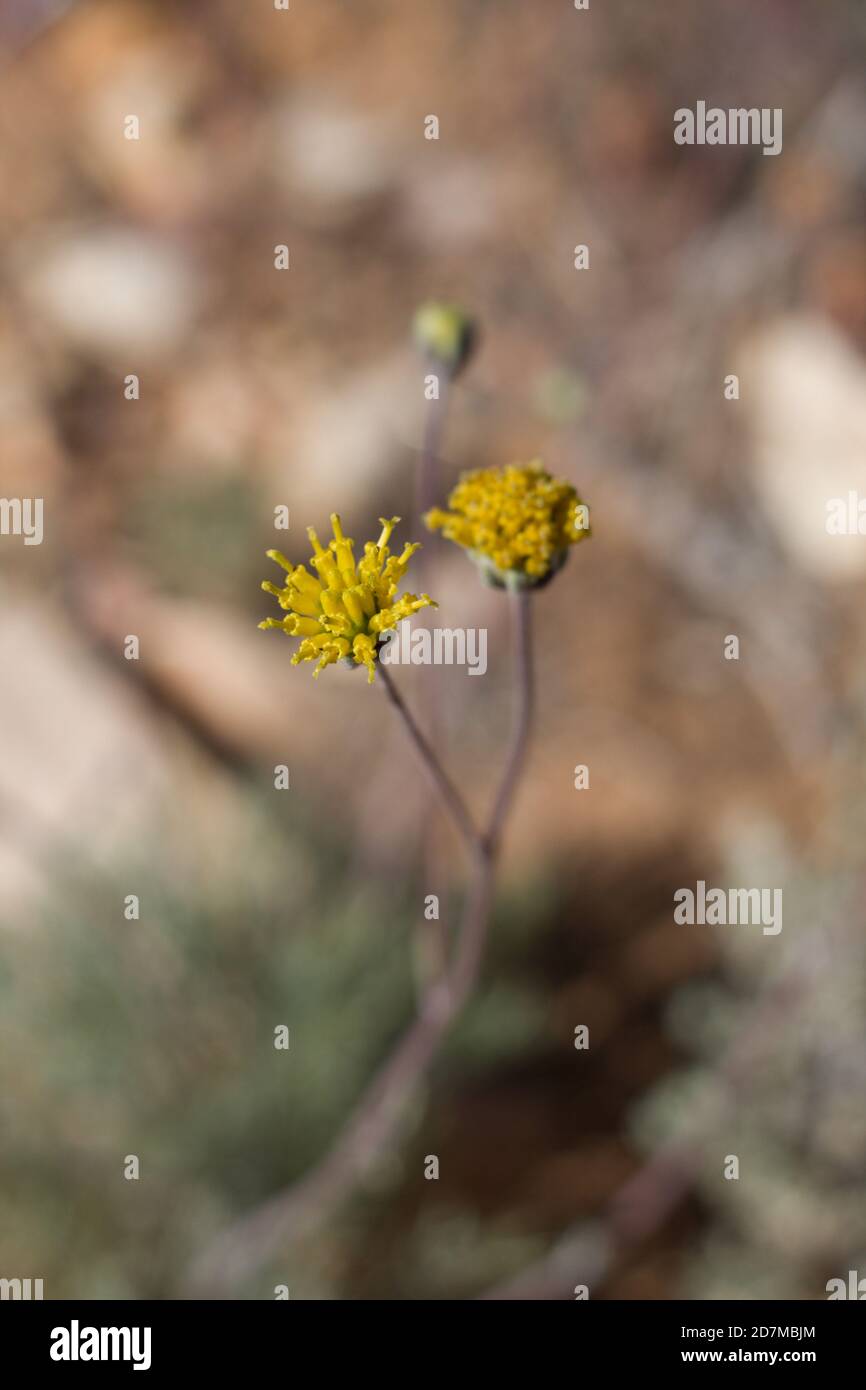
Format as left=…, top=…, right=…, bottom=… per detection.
left=1, top=0, right=865, bottom=1300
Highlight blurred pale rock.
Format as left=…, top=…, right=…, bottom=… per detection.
left=74, top=564, right=366, bottom=778
left=81, top=49, right=210, bottom=220
left=20, top=227, right=202, bottom=359
left=168, top=357, right=259, bottom=470
left=402, top=157, right=501, bottom=250
left=0, top=598, right=167, bottom=920
left=272, top=90, right=400, bottom=221
left=292, top=354, right=418, bottom=512
left=740, top=315, right=866, bottom=579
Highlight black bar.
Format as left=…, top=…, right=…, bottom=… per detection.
left=1, top=1298, right=861, bottom=1375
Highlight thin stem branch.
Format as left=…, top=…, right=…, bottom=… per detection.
left=484, top=590, right=534, bottom=857
left=412, top=375, right=452, bottom=987
left=378, top=661, right=481, bottom=851
left=184, top=597, right=534, bottom=1297
left=415, top=369, right=451, bottom=538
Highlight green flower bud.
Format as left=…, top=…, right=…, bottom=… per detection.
left=412, top=302, right=476, bottom=377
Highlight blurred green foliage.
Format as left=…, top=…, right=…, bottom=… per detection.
left=630, top=862, right=866, bottom=1301
left=0, top=787, right=552, bottom=1298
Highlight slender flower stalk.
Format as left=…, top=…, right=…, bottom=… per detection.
left=413, top=368, right=451, bottom=987
left=485, top=591, right=534, bottom=855
left=415, top=370, right=451, bottom=551
left=186, top=318, right=588, bottom=1298
left=186, top=593, right=535, bottom=1296
left=411, top=301, right=475, bottom=579
left=378, top=661, right=480, bottom=852
left=410, top=305, right=475, bottom=987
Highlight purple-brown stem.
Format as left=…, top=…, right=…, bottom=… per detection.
left=184, top=592, right=534, bottom=1297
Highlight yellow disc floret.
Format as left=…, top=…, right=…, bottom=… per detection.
left=258, top=514, right=436, bottom=682
left=425, top=460, right=590, bottom=588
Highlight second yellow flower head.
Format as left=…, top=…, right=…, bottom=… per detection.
left=425, top=460, right=590, bottom=589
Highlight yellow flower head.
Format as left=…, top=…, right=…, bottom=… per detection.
left=259, top=514, right=436, bottom=682
left=425, top=460, right=590, bottom=590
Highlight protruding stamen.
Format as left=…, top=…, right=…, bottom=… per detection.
left=265, top=549, right=294, bottom=573
left=377, top=516, right=401, bottom=552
